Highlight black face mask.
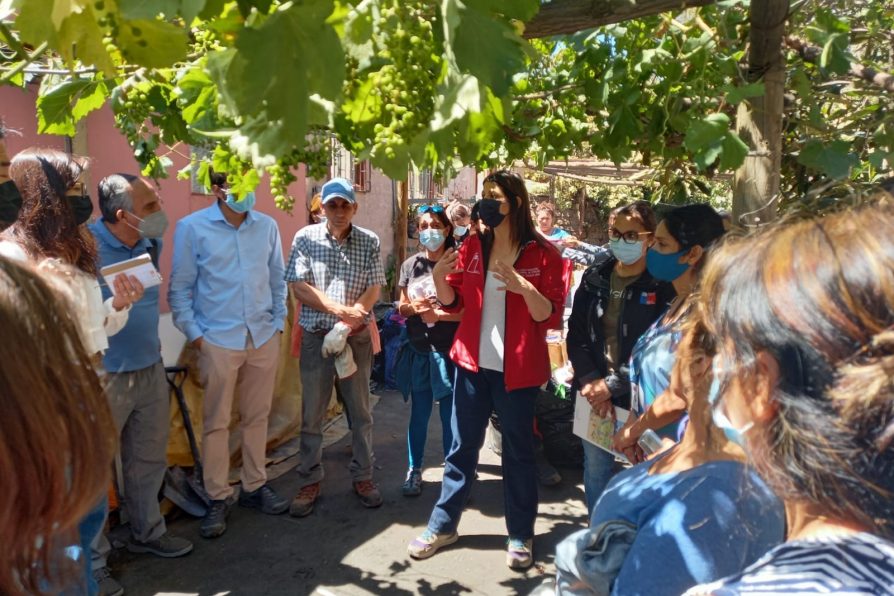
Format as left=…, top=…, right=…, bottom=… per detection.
left=69, top=194, right=94, bottom=225
left=0, top=180, right=22, bottom=231
left=478, top=198, right=506, bottom=229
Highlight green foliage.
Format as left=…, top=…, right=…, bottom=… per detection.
left=0, top=0, right=891, bottom=214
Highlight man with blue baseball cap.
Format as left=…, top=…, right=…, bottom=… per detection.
left=285, top=177, right=386, bottom=516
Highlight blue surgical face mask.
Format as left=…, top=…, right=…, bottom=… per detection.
left=454, top=225, right=469, bottom=237
left=707, top=359, right=754, bottom=448
left=419, top=228, right=446, bottom=252
left=646, top=247, right=690, bottom=281
left=225, top=191, right=256, bottom=213
left=610, top=238, right=645, bottom=265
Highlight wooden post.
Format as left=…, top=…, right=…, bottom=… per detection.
left=732, top=0, right=788, bottom=226
left=577, top=184, right=587, bottom=237
left=394, top=179, right=409, bottom=300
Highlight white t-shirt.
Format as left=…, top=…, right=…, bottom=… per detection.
left=478, top=270, right=506, bottom=372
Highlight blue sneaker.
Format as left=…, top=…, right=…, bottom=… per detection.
left=506, top=537, right=533, bottom=569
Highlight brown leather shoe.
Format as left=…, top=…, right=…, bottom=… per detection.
left=353, top=480, right=383, bottom=508
left=289, top=482, right=321, bottom=517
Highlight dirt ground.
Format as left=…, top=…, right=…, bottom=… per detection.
left=112, top=389, right=588, bottom=595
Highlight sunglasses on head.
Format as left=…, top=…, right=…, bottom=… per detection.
left=419, top=204, right=445, bottom=214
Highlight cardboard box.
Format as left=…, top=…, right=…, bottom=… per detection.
left=547, top=339, right=568, bottom=370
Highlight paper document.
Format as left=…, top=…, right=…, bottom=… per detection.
left=572, top=392, right=630, bottom=463
left=100, top=253, right=162, bottom=295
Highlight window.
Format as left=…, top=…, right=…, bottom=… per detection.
left=330, top=139, right=354, bottom=181
left=353, top=159, right=371, bottom=193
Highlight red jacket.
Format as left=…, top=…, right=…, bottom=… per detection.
left=445, top=234, right=565, bottom=391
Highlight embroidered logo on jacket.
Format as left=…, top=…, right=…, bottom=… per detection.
left=516, top=267, right=541, bottom=278
left=640, top=291, right=657, bottom=305
left=466, top=252, right=482, bottom=275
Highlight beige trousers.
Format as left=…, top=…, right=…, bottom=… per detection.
left=198, top=333, right=281, bottom=500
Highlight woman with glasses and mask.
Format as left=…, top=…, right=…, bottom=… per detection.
left=684, top=201, right=894, bottom=595
left=566, top=201, right=675, bottom=514
left=407, top=170, right=565, bottom=569
left=395, top=204, right=462, bottom=496
left=611, top=203, right=726, bottom=463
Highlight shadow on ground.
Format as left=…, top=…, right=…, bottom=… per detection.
left=114, top=390, right=588, bottom=595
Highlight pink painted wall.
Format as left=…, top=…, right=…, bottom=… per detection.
left=1, top=85, right=67, bottom=154
left=360, top=169, right=396, bottom=277
left=2, top=85, right=307, bottom=313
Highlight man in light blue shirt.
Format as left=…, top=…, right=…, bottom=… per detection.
left=169, top=171, right=289, bottom=539
left=90, top=174, right=193, bottom=596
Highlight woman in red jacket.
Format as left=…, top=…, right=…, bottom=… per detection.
left=407, top=170, right=565, bottom=570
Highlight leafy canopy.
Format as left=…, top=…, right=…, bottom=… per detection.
left=0, top=0, right=891, bottom=210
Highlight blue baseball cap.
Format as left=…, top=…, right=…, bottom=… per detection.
left=321, top=177, right=356, bottom=205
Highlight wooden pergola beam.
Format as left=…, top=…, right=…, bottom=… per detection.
left=523, top=0, right=719, bottom=39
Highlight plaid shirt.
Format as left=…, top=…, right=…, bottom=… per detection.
left=285, top=222, right=386, bottom=332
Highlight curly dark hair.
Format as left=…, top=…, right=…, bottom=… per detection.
left=5, top=148, right=97, bottom=275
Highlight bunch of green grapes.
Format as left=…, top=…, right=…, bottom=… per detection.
left=267, top=138, right=331, bottom=212
left=268, top=162, right=297, bottom=211
left=110, top=83, right=159, bottom=174
left=345, top=0, right=440, bottom=162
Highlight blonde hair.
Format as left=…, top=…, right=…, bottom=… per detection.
left=0, top=257, right=116, bottom=594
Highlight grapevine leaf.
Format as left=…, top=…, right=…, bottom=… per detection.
left=117, top=19, right=188, bottom=68
left=444, top=0, right=530, bottom=95
left=37, top=81, right=89, bottom=135
left=684, top=113, right=730, bottom=153
left=181, top=0, right=207, bottom=23
left=718, top=131, right=749, bottom=170
left=797, top=139, right=859, bottom=180
left=71, top=79, right=108, bottom=120
left=118, top=0, right=181, bottom=19
left=820, top=32, right=850, bottom=75
left=36, top=78, right=107, bottom=135
left=218, top=1, right=344, bottom=162
left=724, top=82, right=765, bottom=105
left=14, top=0, right=59, bottom=49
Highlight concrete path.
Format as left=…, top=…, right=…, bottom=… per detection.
left=113, top=389, right=588, bottom=595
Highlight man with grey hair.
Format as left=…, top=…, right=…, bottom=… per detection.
left=89, top=174, right=191, bottom=596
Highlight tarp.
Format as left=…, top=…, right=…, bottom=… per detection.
left=164, top=296, right=344, bottom=474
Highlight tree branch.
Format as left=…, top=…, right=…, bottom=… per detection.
left=0, top=41, right=48, bottom=84
left=523, top=0, right=719, bottom=39
left=785, top=36, right=894, bottom=93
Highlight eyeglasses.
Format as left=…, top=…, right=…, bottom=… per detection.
left=608, top=227, right=650, bottom=244
left=419, top=204, right=445, bottom=214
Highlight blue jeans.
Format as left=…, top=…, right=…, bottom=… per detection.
left=77, top=498, right=107, bottom=595
left=582, top=441, right=618, bottom=518
left=427, top=367, right=539, bottom=540
left=407, top=385, right=454, bottom=470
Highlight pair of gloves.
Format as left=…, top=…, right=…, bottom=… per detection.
left=321, top=321, right=357, bottom=379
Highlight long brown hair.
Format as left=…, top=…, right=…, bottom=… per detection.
left=0, top=257, right=116, bottom=594
left=698, top=200, right=894, bottom=537
left=5, top=148, right=98, bottom=275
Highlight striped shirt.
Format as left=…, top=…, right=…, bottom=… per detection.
left=685, top=533, right=894, bottom=595
left=285, top=222, right=385, bottom=332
